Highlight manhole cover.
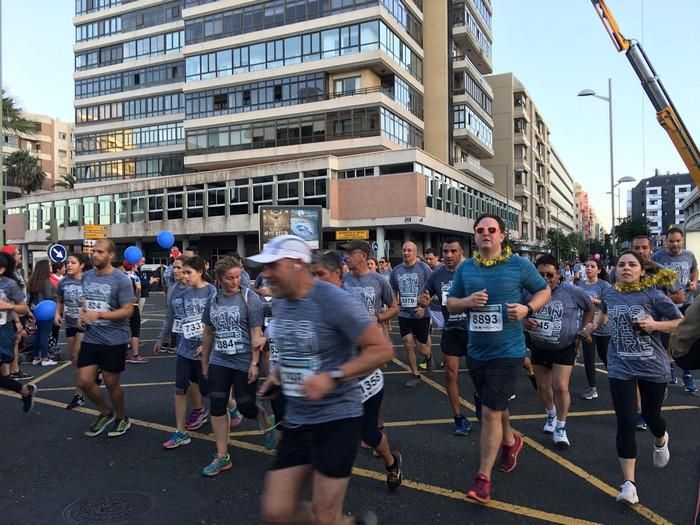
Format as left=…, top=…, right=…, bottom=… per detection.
left=63, top=491, right=154, bottom=524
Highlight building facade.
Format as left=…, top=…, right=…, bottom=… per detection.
left=630, top=170, right=693, bottom=236
left=9, top=0, right=520, bottom=261
left=575, top=183, right=591, bottom=240
left=549, top=145, right=575, bottom=234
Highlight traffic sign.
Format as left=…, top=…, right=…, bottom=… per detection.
left=83, top=239, right=97, bottom=247
left=335, top=230, right=370, bottom=241
left=48, top=243, right=67, bottom=263
left=371, top=241, right=379, bottom=252
left=85, top=224, right=108, bottom=239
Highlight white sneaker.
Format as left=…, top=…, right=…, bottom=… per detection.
left=616, top=481, right=639, bottom=505
left=41, top=359, right=58, bottom=366
left=543, top=413, right=556, bottom=434
left=553, top=426, right=570, bottom=449
left=32, top=358, right=41, bottom=365
left=653, top=432, right=670, bottom=468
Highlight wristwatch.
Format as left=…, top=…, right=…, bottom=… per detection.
left=526, top=304, right=534, bottom=317
left=329, top=368, right=346, bottom=383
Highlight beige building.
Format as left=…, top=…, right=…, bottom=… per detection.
left=10, top=0, right=519, bottom=260
left=3, top=113, right=74, bottom=196
left=549, top=146, right=576, bottom=234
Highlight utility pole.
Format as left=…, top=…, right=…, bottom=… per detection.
left=0, top=1, right=5, bottom=246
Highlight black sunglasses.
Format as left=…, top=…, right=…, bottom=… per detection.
left=539, top=271, right=557, bottom=279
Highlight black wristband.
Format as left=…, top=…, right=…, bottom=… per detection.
left=526, top=304, right=534, bottom=317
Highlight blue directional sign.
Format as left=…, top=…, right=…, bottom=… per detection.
left=371, top=241, right=379, bottom=253
left=48, top=243, right=68, bottom=264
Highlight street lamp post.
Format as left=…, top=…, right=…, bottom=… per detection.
left=578, top=78, right=616, bottom=258
left=606, top=176, right=637, bottom=220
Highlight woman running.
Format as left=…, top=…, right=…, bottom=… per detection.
left=601, top=250, right=682, bottom=506
left=577, top=257, right=611, bottom=400
left=26, top=260, right=58, bottom=367
left=162, top=256, right=217, bottom=449
left=200, top=256, right=269, bottom=476
left=56, top=253, right=92, bottom=409
left=0, top=252, right=36, bottom=411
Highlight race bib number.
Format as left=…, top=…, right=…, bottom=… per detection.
left=214, top=332, right=242, bottom=355
left=469, top=305, right=503, bottom=332
left=172, top=319, right=183, bottom=334
left=441, top=291, right=448, bottom=306
left=359, top=369, right=384, bottom=403
left=268, top=340, right=279, bottom=363
left=64, top=306, right=80, bottom=318
left=264, top=316, right=272, bottom=328
left=400, top=294, right=417, bottom=308
left=85, top=300, right=109, bottom=312
left=0, top=310, right=6, bottom=326
left=182, top=318, right=204, bottom=340
left=529, top=318, right=553, bottom=337
left=280, top=356, right=314, bottom=397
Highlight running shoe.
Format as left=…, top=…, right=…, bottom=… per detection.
left=66, top=394, right=85, bottom=410
left=162, top=431, right=192, bottom=449
left=581, top=387, right=598, bottom=400
left=126, top=354, right=148, bottom=364
left=543, top=414, right=556, bottom=434
left=404, top=375, right=422, bottom=388
left=466, top=473, right=491, bottom=504
left=185, top=408, right=209, bottom=431
left=653, top=432, right=670, bottom=468
left=386, top=451, right=403, bottom=492
left=474, top=392, right=483, bottom=422
left=418, top=356, right=440, bottom=371
left=41, top=359, right=58, bottom=366
left=453, top=415, right=473, bottom=436
left=669, top=375, right=679, bottom=385
left=31, top=358, right=41, bottom=365
left=85, top=412, right=115, bottom=437
left=11, top=369, right=33, bottom=381
left=553, top=426, right=570, bottom=449
left=261, top=415, right=278, bottom=451
left=228, top=407, right=243, bottom=428
left=22, top=384, right=37, bottom=413
left=202, top=453, right=232, bottom=477
left=498, top=433, right=524, bottom=473
left=616, top=481, right=639, bottom=505
left=107, top=417, right=131, bottom=437
left=682, top=373, right=698, bottom=393
left=635, top=413, right=647, bottom=432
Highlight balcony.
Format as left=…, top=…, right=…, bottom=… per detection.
left=451, top=5, right=493, bottom=75
left=514, top=156, right=530, bottom=173
left=514, top=183, right=531, bottom=197
left=514, top=129, right=530, bottom=148
left=453, top=156, right=494, bottom=185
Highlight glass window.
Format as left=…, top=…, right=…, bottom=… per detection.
left=115, top=193, right=129, bottom=224
left=98, top=195, right=112, bottom=225
left=131, top=191, right=145, bottom=222
left=207, top=183, right=226, bottom=217
left=68, top=199, right=81, bottom=226
left=83, top=197, right=97, bottom=225
left=167, top=189, right=183, bottom=220
left=186, top=185, right=204, bottom=218
left=54, top=200, right=67, bottom=228
left=148, top=190, right=163, bottom=221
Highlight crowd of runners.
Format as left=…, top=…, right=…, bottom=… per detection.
left=2, top=214, right=700, bottom=523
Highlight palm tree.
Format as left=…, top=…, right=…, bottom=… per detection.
left=54, top=171, right=76, bottom=190
left=5, top=150, right=46, bottom=194
left=2, top=89, right=36, bottom=135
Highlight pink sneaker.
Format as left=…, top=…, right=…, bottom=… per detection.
left=185, top=408, right=209, bottom=431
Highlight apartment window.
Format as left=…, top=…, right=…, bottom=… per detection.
left=186, top=185, right=204, bottom=218
left=207, top=183, right=226, bottom=217
left=303, top=170, right=327, bottom=207
left=75, top=61, right=184, bottom=99
left=252, top=177, right=273, bottom=213
left=229, top=180, right=249, bottom=215
left=59, top=149, right=68, bottom=158
left=115, top=193, right=129, bottom=224
left=148, top=190, right=164, bottom=221
left=68, top=199, right=81, bottom=226
left=334, top=76, right=360, bottom=94
left=83, top=197, right=97, bottom=225
left=131, top=191, right=146, bottom=222
left=75, top=123, right=184, bottom=155
left=54, top=201, right=66, bottom=228
left=98, top=195, right=112, bottom=225
left=167, top=188, right=183, bottom=220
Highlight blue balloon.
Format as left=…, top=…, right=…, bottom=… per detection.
left=157, top=230, right=175, bottom=250
left=34, top=300, right=57, bottom=322
left=124, top=246, right=143, bottom=265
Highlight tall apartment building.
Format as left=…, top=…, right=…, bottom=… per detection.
left=10, top=0, right=514, bottom=260
left=629, top=170, right=693, bottom=236
left=482, top=72, right=576, bottom=253
left=3, top=113, right=74, bottom=197
left=574, top=183, right=592, bottom=240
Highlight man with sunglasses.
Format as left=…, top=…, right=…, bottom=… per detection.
left=389, top=241, right=435, bottom=387
left=252, top=235, right=392, bottom=525
left=447, top=214, right=550, bottom=504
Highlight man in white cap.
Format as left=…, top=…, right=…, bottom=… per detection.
left=253, top=235, right=391, bottom=525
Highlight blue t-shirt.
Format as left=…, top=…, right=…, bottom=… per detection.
left=578, top=279, right=612, bottom=336
left=601, top=287, right=682, bottom=382
left=651, top=249, right=698, bottom=306
left=203, top=288, right=264, bottom=372
left=176, top=284, right=217, bottom=360
left=449, top=255, right=547, bottom=360
left=526, top=283, right=592, bottom=350
left=424, top=264, right=468, bottom=331
left=390, top=261, right=433, bottom=318
left=272, top=280, right=371, bottom=425
left=57, top=276, right=83, bottom=329
left=81, top=269, right=136, bottom=346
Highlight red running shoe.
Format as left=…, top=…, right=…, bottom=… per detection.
left=498, top=433, right=524, bottom=473
left=466, top=473, right=491, bottom=503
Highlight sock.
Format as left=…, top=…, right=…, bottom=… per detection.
left=556, top=419, right=566, bottom=429
left=454, top=414, right=465, bottom=424
left=546, top=407, right=556, bottom=417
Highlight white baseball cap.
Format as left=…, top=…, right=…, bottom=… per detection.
left=248, top=235, right=312, bottom=264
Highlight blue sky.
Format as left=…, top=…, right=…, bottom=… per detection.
left=2, top=0, right=699, bottom=230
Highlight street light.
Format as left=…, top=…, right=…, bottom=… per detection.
left=578, top=78, right=616, bottom=258
left=606, top=176, right=637, bottom=218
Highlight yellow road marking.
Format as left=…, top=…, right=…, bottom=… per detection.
left=38, top=381, right=176, bottom=392
left=390, top=355, right=676, bottom=524
left=30, top=362, right=72, bottom=385
left=0, top=391, right=601, bottom=525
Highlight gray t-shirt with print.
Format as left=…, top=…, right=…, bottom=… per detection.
left=651, top=248, right=698, bottom=305
left=527, top=283, right=592, bottom=350
left=176, top=284, right=217, bottom=360
left=158, top=283, right=188, bottom=344
left=57, top=276, right=83, bottom=329
left=82, top=269, right=136, bottom=346
left=0, top=276, right=25, bottom=328
left=203, top=288, right=263, bottom=372
left=577, top=279, right=612, bottom=336
left=273, top=280, right=372, bottom=425
left=424, top=265, right=468, bottom=331
left=390, top=261, right=433, bottom=318
left=601, top=287, right=682, bottom=382
left=343, top=272, right=394, bottom=317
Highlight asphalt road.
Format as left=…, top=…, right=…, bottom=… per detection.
left=1, top=292, right=699, bottom=525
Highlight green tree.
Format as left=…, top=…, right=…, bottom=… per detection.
left=566, top=232, right=587, bottom=261
left=54, top=171, right=76, bottom=190
left=615, top=216, right=651, bottom=244
left=5, top=150, right=46, bottom=194
left=546, top=228, right=570, bottom=260
left=2, top=89, right=36, bottom=135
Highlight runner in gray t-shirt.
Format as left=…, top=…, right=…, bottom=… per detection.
left=252, top=235, right=392, bottom=525
left=77, top=239, right=136, bottom=439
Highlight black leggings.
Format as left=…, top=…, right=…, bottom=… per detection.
left=581, top=335, right=610, bottom=387
left=609, top=378, right=667, bottom=459
left=0, top=373, right=22, bottom=394
left=208, top=364, right=258, bottom=419
left=361, top=389, right=384, bottom=449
